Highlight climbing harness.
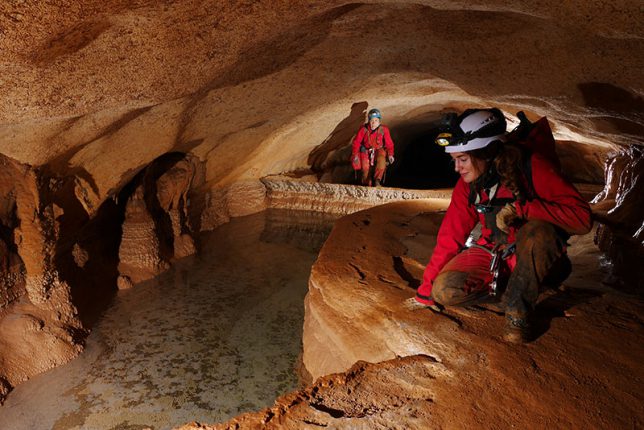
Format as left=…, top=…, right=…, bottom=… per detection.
left=488, top=243, right=516, bottom=296
left=467, top=242, right=517, bottom=296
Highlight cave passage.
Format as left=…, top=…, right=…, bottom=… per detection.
left=385, top=126, right=460, bottom=189
left=0, top=209, right=336, bottom=430
left=318, top=117, right=460, bottom=190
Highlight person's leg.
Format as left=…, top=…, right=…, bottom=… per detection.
left=503, top=220, right=571, bottom=342
left=373, top=149, right=387, bottom=186
left=359, top=152, right=370, bottom=185
left=431, top=247, right=495, bottom=307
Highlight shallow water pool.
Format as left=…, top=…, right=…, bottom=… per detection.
left=0, top=209, right=336, bottom=430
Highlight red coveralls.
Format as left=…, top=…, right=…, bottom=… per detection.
left=415, top=153, right=592, bottom=313
left=351, top=125, right=395, bottom=186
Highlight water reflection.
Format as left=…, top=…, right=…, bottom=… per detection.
left=0, top=210, right=337, bottom=430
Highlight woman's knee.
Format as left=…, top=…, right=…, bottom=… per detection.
left=516, top=220, right=558, bottom=244
left=431, top=271, right=469, bottom=305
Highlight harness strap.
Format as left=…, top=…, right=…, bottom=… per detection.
left=474, top=182, right=499, bottom=205
left=465, top=242, right=517, bottom=296
left=362, top=125, right=385, bottom=150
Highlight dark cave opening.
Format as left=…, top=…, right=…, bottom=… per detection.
left=307, top=106, right=461, bottom=190
left=334, top=121, right=460, bottom=190
left=52, top=178, right=125, bottom=329
left=308, top=108, right=461, bottom=190
left=385, top=125, right=459, bottom=189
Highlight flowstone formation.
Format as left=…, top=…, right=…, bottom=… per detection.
left=0, top=154, right=84, bottom=403
left=592, top=145, right=644, bottom=291
left=117, top=153, right=201, bottom=287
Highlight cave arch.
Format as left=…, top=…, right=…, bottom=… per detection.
left=312, top=112, right=459, bottom=190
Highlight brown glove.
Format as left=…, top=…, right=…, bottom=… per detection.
left=351, top=154, right=361, bottom=170
left=496, top=203, right=519, bottom=233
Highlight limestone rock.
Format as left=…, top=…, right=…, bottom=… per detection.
left=0, top=154, right=84, bottom=404
left=118, top=185, right=168, bottom=283
left=1, top=0, right=643, bottom=417
left=117, top=275, right=134, bottom=290
left=263, top=175, right=452, bottom=215
left=591, top=145, right=644, bottom=291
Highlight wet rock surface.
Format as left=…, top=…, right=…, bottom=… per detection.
left=592, top=145, right=644, bottom=292
left=0, top=155, right=84, bottom=404
left=262, top=175, right=452, bottom=215
left=182, top=200, right=643, bottom=429
left=1, top=0, right=643, bottom=421
left=0, top=210, right=333, bottom=429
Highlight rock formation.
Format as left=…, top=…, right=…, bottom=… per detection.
left=0, top=154, right=84, bottom=402
left=0, top=0, right=642, bottom=420
left=118, top=153, right=200, bottom=285
left=592, top=145, right=644, bottom=291
left=177, top=200, right=643, bottom=429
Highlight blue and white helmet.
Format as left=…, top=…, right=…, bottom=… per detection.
left=437, top=108, right=507, bottom=153
left=368, top=108, right=382, bottom=120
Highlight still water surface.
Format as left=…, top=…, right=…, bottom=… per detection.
left=0, top=210, right=335, bottom=430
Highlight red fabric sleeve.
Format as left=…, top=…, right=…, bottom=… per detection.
left=416, top=178, right=478, bottom=304
left=515, top=154, right=593, bottom=235
left=351, top=126, right=366, bottom=158
left=383, top=126, right=395, bottom=156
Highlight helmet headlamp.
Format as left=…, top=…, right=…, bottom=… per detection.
left=434, top=108, right=507, bottom=152
left=435, top=132, right=452, bottom=146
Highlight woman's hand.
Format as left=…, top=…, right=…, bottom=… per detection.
left=496, top=203, right=520, bottom=233
left=403, top=297, right=442, bottom=312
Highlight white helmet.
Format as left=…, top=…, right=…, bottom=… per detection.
left=436, top=108, right=508, bottom=153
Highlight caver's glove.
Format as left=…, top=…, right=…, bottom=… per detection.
left=388, top=155, right=395, bottom=164
left=403, top=297, right=442, bottom=313
left=351, top=154, right=361, bottom=170
left=496, top=202, right=521, bottom=233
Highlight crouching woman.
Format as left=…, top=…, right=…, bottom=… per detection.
left=411, top=108, right=592, bottom=343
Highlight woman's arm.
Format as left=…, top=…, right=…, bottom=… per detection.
left=515, top=153, right=592, bottom=235
left=383, top=126, right=395, bottom=157
left=351, top=126, right=366, bottom=157
left=416, top=178, right=478, bottom=304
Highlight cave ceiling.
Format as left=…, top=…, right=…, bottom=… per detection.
left=0, top=1, right=642, bottom=207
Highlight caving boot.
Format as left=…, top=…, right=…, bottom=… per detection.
left=503, top=314, right=531, bottom=343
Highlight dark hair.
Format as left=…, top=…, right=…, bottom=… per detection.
left=469, top=141, right=526, bottom=198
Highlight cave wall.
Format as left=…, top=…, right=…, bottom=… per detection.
left=0, top=0, right=642, bottom=404
left=0, top=156, right=28, bottom=310
left=117, top=153, right=200, bottom=286
left=592, top=145, right=644, bottom=291
left=0, top=154, right=84, bottom=402
left=2, top=2, right=641, bottom=197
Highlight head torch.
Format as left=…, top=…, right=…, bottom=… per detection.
left=435, top=129, right=472, bottom=147
left=434, top=112, right=461, bottom=147
left=435, top=132, right=452, bottom=146
left=434, top=119, right=503, bottom=148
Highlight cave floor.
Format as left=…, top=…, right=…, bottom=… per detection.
left=187, top=201, right=642, bottom=430
left=0, top=210, right=335, bottom=430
